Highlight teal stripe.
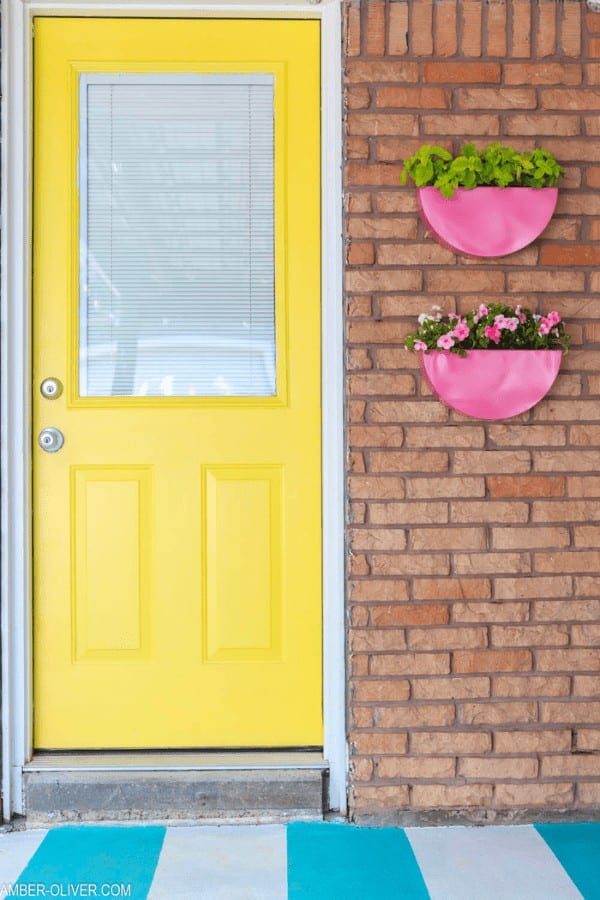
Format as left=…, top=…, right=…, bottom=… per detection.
left=15, top=825, right=166, bottom=900
left=535, top=823, right=600, bottom=900
left=287, top=822, right=430, bottom=900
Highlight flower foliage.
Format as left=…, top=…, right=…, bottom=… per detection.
left=400, top=143, right=563, bottom=199
left=405, top=303, right=570, bottom=357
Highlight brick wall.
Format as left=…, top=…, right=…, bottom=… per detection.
left=345, top=0, right=600, bottom=823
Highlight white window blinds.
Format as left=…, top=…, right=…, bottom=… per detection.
left=79, top=74, right=276, bottom=397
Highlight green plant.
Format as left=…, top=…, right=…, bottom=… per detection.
left=405, top=302, right=570, bottom=357
left=400, top=143, right=563, bottom=198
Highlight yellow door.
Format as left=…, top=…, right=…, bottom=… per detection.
left=33, top=18, right=322, bottom=748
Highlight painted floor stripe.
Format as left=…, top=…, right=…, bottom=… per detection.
left=535, top=823, right=600, bottom=900
left=0, top=830, right=47, bottom=885
left=406, top=824, right=584, bottom=900
left=147, top=824, right=287, bottom=900
left=14, top=825, right=166, bottom=900
left=287, top=822, right=430, bottom=900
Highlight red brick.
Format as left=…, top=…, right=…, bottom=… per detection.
left=504, top=63, right=582, bottom=85
left=351, top=629, right=407, bottom=652
left=411, top=731, right=491, bottom=754
left=450, top=501, right=529, bottom=524
left=352, top=679, right=411, bottom=702
left=542, top=702, right=600, bottom=723
left=350, top=425, right=405, bottom=448
left=536, top=599, right=600, bottom=622
left=352, top=707, right=374, bottom=729
left=405, top=425, right=485, bottom=449
left=370, top=450, right=448, bottom=473
left=511, top=0, right=532, bottom=58
left=351, top=785, right=410, bottom=810
left=453, top=602, right=529, bottom=624
left=352, top=732, right=408, bottom=756
left=494, top=729, right=571, bottom=753
left=495, top=575, right=572, bottom=599
left=507, top=271, right=585, bottom=292
left=369, top=401, right=449, bottom=423
left=459, top=757, right=538, bottom=779
left=346, top=163, right=409, bottom=188
left=408, top=626, right=487, bottom=652
left=536, top=1, right=557, bottom=57
left=349, top=374, right=415, bottom=396
left=538, top=650, right=600, bottom=673
left=422, top=114, right=500, bottom=137
left=377, top=756, right=456, bottom=780
left=371, top=554, right=451, bottom=577
left=376, top=703, right=455, bottom=728
left=370, top=604, right=449, bottom=627
left=576, top=730, right=600, bottom=751
left=378, top=243, right=455, bottom=266
left=347, top=242, right=375, bottom=266
left=540, top=89, right=600, bottom=110
left=347, top=192, right=372, bottom=213
left=559, top=0, right=581, bottom=58
left=461, top=0, right=482, bottom=57
left=412, top=676, right=490, bottom=700
left=413, top=581, right=492, bottom=606
left=345, top=61, right=419, bottom=84
left=375, top=86, right=451, bottom=109
left=347, top=136, right=369, bottom=160
left=371, top=652, right=450, bottom=676
left=406, top=477, right=485, bottom=499
left=388, top=1, right=409, bottom=56
left=348, top=113, right=418, bottom=136
left=435, top=0, right=457, bottom=58
left=536, top=551, right=600, bottom=574
left=461, top=701, right=537, bottom=725
left=543, top=756, right=600, bottom=778
left=574, top=525, right=600, bottom=547
left=454, top=650, right=532, bottom=674
left=541, top=245, right=600, bottom=266
left=375, top=193, right=418, bottom=214
left=346, top=86, right=371, bottom=111
left=506, top=115, right=580, bottom=137
left=457, top=88, right=536, bottom=110
left=486, top=0, right=507, bottom=56
left=496, top=783, right=573, bottom=807
left=491, top=624, right=569, bottom=648
left=491, top=527, right=569, bottom=550
left=349, top=475, right=406, bottom=500
left=410, top=0, right=434, bottom=56
left=572, top=623, right=600, bottom=646
left=347, top=216, right=418, bottom=239
left=426, top=270, right=505, bottom=292
left=533, top=501, right=600, bottom=523
left=411, top=527, right=486, bottom=552
left=345, top=0, right=361, bottom=57
left=455, top=450, right=531, bottom=475
left=487, top=475, right=565, bottom=498
left=453, top=553, right=531, bottom=575
left=493, top=675, right=570, bottom=698
left=369, top=502, right=448, bottom=525
left=423, top=62, right=501, bottom=83
left=413, top=784, right=493, bottom=807
left=489, top=425, right=567, bottom=447
left=350, top=529, right=407, bottom=552
left=347, top=269, right=423, bottom=293
left=365, top=0, right=386, bottom=56
left=569, top=476, right=600, bottom=496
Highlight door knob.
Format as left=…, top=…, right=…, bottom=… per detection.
left=38, top=427, right=64, bottom=453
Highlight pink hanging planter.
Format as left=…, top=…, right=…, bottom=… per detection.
left=417, top=186, right=559, bottom=258
left=420, top=349, right=562, bottom=420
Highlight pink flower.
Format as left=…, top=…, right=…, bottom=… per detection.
left=473, top=303, right=489, bottom=324
left=539, top=319, right=552, bottom=336
left=503, top=317, right=519, bottom=332
left=515, top=304, right=527, bottom=324
left=484, top=324, right=502, bottom=345
left=448, top=313, right=458, bottom=321
left=413, top=340, right=428, bottom=352
left=437, top=334, right=455, bottom=350
left=547, top=311, right=561, bottom=326
left=451, top=319, right=470, bottom=341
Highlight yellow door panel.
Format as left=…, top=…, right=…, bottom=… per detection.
left=33, top=18, right=322, bottom=748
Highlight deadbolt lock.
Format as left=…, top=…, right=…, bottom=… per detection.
left=38, top=427, right=64, bottom=453
left=40, top=377, right=63, bottom=400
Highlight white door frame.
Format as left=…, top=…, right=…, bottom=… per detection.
left=1, top=0, right=346, bottom=820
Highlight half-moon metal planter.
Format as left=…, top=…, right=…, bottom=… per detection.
left=419, top=349, right=562, bottom=420
left=417, top=186, right=558, bottom=258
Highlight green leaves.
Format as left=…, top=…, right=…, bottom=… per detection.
left=400, top=143, right=563, bottom=198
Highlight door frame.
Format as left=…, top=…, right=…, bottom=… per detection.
left=1, top=0, right=345, bottom=820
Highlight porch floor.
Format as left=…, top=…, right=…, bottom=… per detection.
left=0, top=820, right=597, bottom=898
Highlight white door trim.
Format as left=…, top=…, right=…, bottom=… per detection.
left=1, top=0, right=346, bottom=819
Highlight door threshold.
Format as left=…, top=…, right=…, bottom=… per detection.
left=24, top=749, right=327, bottom=773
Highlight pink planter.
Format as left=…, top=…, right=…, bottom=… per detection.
left=417, top=186, right=558, bottom=258
left=420, top=349, right=562, bottom=420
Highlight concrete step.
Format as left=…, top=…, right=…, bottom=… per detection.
left=23, top=751, right=328, bottom=823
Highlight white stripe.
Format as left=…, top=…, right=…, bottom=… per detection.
left=147, top=825, right=287, bottom=900
left=405, top=824, right=584, bottom=900
left=0, top=830, right=47, bottom=883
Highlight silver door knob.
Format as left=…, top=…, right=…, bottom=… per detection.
left=40, top=377, right=63, bottom=399
left=38, top=427, right=64, bottom=453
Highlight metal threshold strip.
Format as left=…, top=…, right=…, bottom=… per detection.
left=24, top=750, right=327, bottom=774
